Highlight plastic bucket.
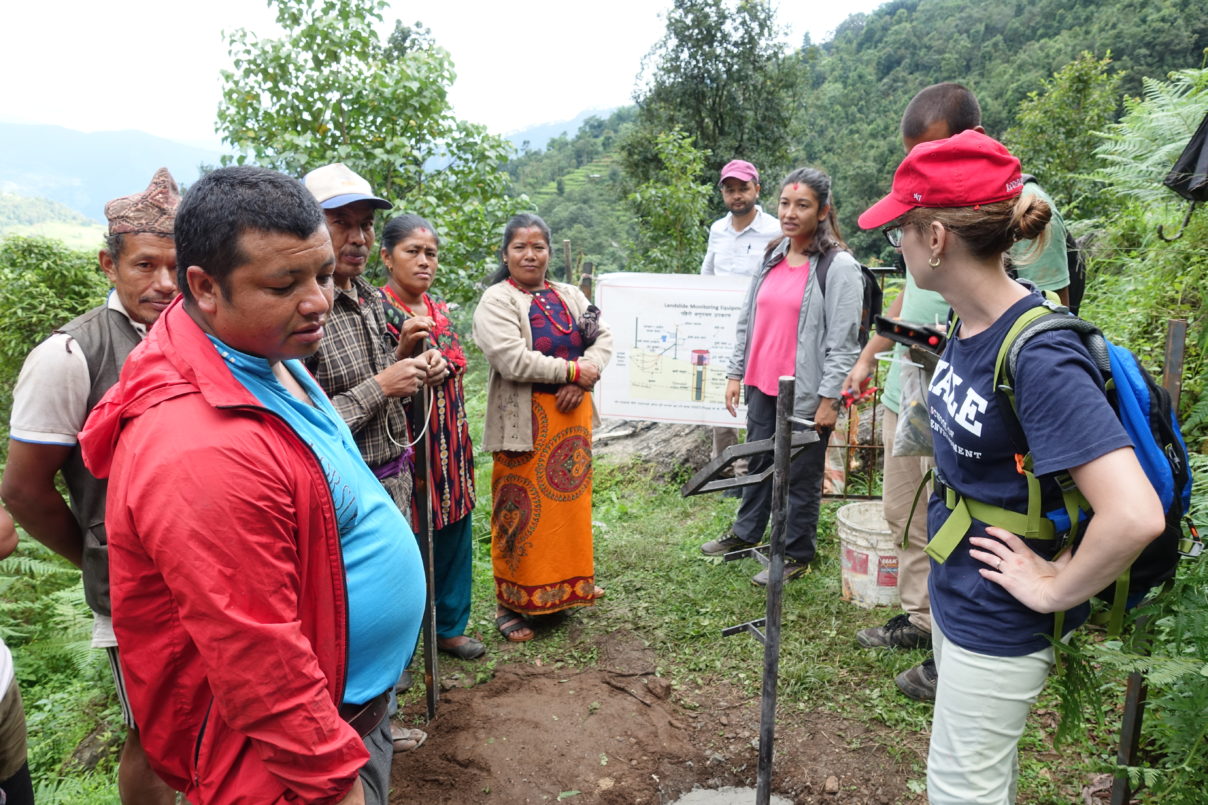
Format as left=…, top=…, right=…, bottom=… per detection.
left=837, top=501, right=899, bottom=608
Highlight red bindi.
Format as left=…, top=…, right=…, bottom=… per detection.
left=793, top=183, right=799, bottom=191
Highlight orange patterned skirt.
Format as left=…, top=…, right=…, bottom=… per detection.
left=491, top=391, right=595, bottom=615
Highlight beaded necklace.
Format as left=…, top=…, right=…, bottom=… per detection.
left=507, top=277, right=574, bottom=335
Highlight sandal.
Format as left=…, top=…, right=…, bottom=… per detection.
left=495, top=612, right=534, bottom=642
left=592, top=586, right=606, bottom=600
left=391, top=724, right=428, bottom=754
left=438, top=636, right=486, bottom=660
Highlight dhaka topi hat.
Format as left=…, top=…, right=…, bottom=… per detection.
left=105, top=167, right=181, bottom=236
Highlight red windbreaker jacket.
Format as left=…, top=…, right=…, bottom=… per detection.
left=79, top=298, right=367, bottom=804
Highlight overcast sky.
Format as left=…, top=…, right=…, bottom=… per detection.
left=3, top=0, right=885, bottom=147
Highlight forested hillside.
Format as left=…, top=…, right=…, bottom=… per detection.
left=511, top=0, right=1208, bottom=266
left=793, top=0, right=1208, bottom=253
left=0, top=193, right=104, bottom=250
left=506, top=109, right=636, bottom=277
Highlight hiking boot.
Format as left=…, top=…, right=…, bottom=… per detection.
left=700, top=533, right=753, bottom=556
left=751, top=560, right=810, bottom=587
left=895, top=657, right=938, bottom=702
left=857, top=614, right=932, bottom=650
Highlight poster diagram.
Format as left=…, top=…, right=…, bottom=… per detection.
left=596, top=272, right=750, bottom=426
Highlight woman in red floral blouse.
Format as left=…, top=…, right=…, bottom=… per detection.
left=379, top=214, right=483, bottom=660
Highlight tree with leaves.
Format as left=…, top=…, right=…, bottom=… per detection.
left=625, top=129, right=712, bottom=273
left=624, top=0, right=798, bottom=193
left=1005, top=52, right=1123, bottom=220
left=217, top=0, right=515, bottom=303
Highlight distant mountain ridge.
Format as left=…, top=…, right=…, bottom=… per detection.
left=0, top=112, right=611, bottom=225
left=505, top=108, right=618, bottom=154
left=0, top=123, right=220, bottom=222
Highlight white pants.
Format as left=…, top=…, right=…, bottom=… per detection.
left=927, top=624, right=1053, bottom=804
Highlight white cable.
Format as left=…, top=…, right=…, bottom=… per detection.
left=874, top=349, right=925, bottom=368
left=385, top=381, right=439, bottom=450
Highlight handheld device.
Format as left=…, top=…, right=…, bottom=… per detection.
left=874, top=315, right=946, bottom=354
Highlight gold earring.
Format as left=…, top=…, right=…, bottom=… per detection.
left=928, top=256, right=941, bottom=268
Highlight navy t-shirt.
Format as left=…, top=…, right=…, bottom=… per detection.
left=926, top=294, right=1133, bottom=656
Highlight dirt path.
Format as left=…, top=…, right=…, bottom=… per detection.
left=391, top=629, right=923, bottom=804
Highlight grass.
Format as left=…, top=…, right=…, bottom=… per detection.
left=439, top=449, right=1120, bottom=802
left=432, top=349, right=1117, bottom=803
left=0, top=221, right=104, bottom=251
left=1, top=348, right=1144, bottom=802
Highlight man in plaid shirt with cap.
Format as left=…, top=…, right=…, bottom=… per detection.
left=302, top=163, right=446, bottom=754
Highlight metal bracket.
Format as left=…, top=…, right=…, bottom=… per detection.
left=680, top=430, right=819, bottom=497
left=722, top=618, right=768, bottom=644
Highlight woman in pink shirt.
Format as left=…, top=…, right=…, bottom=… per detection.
left=700, top=167, right=864, bottom=586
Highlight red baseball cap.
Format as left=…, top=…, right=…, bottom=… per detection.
left=719, top=159, right=759, bottom=185
left=858, top=130, right=1023, bottom=230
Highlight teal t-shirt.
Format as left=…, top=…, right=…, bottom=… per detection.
left=881, top=183, right=1070, bottom=413
left=207, top=336, right=425, bottom=705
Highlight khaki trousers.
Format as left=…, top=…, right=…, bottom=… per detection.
left=928, top=625, right=1052, bottom=804
left=0, top=678, right=27, bottom=782
left=711, top=427, right=748, bottom=476
left=881, top=408, right=934, bottom=632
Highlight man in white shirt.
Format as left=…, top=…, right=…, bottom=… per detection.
left=700, top=159, right=781, bottom=278
left=701, top=159, right=781, bottom=473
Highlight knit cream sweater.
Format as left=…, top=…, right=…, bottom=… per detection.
left=472, top=280, right=614, bottom=451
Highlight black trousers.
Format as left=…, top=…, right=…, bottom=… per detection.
left=731, top=386, right=828, bottom=563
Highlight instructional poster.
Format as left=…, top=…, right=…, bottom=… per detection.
left=595, top=272, right=750, bottom=426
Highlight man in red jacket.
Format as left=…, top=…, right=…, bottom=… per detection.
left=80, top=166, right=426, bottom=804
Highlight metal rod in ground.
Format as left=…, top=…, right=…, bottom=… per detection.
left=1112, top=320, right=1186, bottom=802
left=1111, top=610, right=1154, bottom=804
left=756, top=375, right=794, bottom=805
left=410, top=341, right=439, bottom=720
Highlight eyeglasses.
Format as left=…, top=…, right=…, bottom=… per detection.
left=883, top=225, right=903, bottom=248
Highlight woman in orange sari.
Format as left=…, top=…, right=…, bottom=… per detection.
left=472, top=214, right=613, bottom=642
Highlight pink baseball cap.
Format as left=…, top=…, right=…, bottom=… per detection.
left=858, top=130, right=1023, bottom=230
left=719, top=159, right=759, bottom=185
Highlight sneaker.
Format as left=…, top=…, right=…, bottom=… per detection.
left=751, top=560, right=810, bottom=587
left=895, top=657, right=938, bottom=702
left=857, top=614, right=933, bottom=650
left=700, top=533, right=753, bottom=556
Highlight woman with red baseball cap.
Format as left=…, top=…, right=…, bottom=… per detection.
left=859, top=130, right=1163, bottom=803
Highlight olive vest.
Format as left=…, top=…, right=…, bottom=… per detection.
left=56, top=304, right=142, bottom=616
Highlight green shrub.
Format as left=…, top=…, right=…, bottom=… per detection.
left=0, top=236, right=109, bottom=436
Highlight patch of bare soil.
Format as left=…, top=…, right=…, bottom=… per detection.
left=391, top=629, right=923, bottom=804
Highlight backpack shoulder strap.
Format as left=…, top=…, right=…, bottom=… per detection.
left=992, top=305, right=1055, bottom=401
left=994, top=305, right=1101, bottom=544
left=998, top=310, right=1108, bottom=394
left=813, top=247, right=840, bottom=296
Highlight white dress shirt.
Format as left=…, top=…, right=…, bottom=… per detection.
left=700, top=207, right=782, bottom=277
